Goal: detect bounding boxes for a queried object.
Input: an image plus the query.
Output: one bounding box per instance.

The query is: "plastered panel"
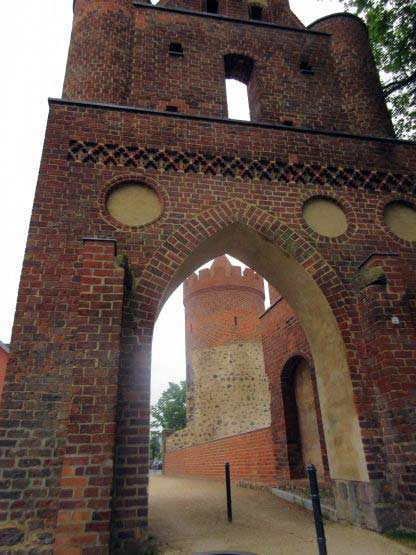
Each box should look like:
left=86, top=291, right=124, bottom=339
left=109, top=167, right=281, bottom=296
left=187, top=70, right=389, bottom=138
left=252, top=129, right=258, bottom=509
left=384, top=202, right=416, bottom=242
left=106, top=183, right=162, bottom=227
left=303, top=197, right=348, bottom=238
left=295, top=359, right=324, bottom=475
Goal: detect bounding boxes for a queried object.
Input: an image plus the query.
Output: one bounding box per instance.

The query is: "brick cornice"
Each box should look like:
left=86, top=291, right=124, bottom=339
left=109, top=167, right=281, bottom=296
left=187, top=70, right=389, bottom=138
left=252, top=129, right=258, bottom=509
left=50, top=97, right=416, bottom=146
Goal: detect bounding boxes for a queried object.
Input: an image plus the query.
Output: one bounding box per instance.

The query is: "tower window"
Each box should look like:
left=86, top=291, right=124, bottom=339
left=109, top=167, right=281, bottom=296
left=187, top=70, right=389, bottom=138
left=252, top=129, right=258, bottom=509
left=169, top=43, right=184, bottom=57
left=165, top=105, right=178, bottom=113
left=206, top=0, right=219, bottom=14
left=234, top=316, right=238, bottom=326
left=300, top=61, right=314, bottom=75
left=224, top=54, right=254, bottom=121
left=249, top=5, right=263, bottom=21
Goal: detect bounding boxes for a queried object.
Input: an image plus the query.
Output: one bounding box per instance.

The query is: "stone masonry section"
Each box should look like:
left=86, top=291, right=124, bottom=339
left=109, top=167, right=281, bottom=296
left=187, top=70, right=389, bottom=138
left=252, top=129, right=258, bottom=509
left=0, top=0, right=415, bottom=553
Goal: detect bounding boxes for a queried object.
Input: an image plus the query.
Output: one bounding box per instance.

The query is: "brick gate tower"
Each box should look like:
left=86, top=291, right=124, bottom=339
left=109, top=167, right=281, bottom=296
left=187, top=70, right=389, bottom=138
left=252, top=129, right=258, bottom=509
left=1, top=0, right=416, bottom=553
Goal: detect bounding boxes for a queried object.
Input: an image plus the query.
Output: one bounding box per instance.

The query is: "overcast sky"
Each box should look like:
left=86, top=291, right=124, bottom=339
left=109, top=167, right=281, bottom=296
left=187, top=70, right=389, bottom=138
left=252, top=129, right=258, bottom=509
left=0, top=0, right=344, bottom=403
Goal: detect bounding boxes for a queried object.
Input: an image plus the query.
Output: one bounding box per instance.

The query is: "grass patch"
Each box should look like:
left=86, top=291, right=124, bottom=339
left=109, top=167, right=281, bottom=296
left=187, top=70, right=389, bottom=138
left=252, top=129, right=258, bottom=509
left=385, top=529, right=416, bottom=550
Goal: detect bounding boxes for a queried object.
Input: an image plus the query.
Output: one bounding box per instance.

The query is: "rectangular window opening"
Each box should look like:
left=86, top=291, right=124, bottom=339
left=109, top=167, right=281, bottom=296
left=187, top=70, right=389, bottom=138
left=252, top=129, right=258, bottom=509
left=225, top=79, right=251, bottom=121
left=249, top=6, right=263, bottom=21
left=206, top=0, right=219, bottom=14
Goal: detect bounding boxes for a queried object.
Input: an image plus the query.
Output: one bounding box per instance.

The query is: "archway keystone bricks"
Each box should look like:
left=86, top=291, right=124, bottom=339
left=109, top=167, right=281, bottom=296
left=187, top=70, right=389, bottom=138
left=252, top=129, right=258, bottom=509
left=0, top=1, right=416, bottom=553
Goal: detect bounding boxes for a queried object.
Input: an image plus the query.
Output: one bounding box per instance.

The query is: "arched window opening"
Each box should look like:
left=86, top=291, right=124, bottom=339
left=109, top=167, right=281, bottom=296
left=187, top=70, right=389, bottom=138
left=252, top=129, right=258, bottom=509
left=205, top=0, right=219, bottom=14
left=249, top=5, right=263, bottom=20
left=281, top=357, right=305, bottom=479
left=224, top=54, right=254, bottom=121
left=169, top=42, right=184, bottom=57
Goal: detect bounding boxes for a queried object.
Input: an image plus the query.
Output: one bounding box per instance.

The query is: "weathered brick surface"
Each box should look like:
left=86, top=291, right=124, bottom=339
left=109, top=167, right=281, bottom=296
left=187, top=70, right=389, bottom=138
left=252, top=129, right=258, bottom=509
left=66, top=2, right=393, bottom=137
left=0, top=345, right=8, bottom=399
left=0, top=1, right=415, bottom=552
left=54, top=239, right=125, bottom=555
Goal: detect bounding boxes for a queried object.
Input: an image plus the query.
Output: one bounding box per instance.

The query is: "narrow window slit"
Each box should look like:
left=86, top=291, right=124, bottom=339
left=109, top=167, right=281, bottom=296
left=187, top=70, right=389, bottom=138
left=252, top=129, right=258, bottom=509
left=300, top=60, right=314, bottom=75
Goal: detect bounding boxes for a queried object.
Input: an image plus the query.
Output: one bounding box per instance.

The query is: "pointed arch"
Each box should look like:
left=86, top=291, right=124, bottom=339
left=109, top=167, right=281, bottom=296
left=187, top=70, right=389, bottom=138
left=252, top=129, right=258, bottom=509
left=139, top=199, right=369, bottom=483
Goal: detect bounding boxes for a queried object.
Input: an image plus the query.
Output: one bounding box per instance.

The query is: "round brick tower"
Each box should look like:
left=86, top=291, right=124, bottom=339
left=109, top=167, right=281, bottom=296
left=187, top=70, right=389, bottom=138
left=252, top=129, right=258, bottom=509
left=166, top=255, right=271, bottom=451
left=63, top=0, right=134, bottom=104
left=309, top=14, right=395, bottom=138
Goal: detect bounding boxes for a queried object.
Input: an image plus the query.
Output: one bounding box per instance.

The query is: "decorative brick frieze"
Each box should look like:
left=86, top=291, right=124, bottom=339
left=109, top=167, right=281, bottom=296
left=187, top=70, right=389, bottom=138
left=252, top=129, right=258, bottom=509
left=67, top=140, right=415, bottom=194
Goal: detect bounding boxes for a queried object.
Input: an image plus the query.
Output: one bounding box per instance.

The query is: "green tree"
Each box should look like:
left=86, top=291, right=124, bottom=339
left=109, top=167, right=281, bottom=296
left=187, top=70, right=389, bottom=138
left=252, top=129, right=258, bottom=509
left=150, top=431, right=161, bottom=460
left=343, top=0, right=416, bottom=139
left=151, top=381, right=187, bottom=431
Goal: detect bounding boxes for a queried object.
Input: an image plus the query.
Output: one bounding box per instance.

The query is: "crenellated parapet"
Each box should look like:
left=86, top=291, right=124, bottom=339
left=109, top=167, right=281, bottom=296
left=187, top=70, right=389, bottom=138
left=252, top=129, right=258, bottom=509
left=184, top=255, right=265, bottom=302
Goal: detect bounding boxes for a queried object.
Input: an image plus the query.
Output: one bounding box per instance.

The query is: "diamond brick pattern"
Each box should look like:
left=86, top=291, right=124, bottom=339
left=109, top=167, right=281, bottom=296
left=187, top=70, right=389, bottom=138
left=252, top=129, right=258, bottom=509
left=68, top=140, right=415, bottom=194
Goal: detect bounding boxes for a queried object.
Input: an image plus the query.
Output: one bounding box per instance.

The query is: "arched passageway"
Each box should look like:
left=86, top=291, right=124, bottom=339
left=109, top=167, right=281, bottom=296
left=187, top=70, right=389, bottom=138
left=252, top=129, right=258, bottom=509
left=110, top=204, right=375, bottom=548
left=141, top=218, right=367, bottom=483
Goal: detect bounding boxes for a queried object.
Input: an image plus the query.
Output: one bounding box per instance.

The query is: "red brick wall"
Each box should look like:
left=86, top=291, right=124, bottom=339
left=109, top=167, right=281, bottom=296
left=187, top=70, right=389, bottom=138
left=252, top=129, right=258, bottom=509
left=54, top=239, right=126, bottom=555
left=164, top=427, right=277, bottom=486
left=184, top=284, right=265, bottom=351
left=0, top=347, right=8, bottom=400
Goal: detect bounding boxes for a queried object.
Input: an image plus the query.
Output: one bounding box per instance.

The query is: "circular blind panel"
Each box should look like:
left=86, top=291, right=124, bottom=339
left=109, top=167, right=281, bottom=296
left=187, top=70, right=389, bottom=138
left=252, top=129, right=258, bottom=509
left=384, top=201, right=416, bottom=242
left=303, top=198, right=348, bottom=238
left=106, top=183, right=162, bottom=227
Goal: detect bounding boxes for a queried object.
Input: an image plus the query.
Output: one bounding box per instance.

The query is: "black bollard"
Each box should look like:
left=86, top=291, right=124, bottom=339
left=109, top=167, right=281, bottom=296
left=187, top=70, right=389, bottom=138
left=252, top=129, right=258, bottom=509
left=225, top=462, right=233, bottom=523
left=307, top=464, right=328, bottom=555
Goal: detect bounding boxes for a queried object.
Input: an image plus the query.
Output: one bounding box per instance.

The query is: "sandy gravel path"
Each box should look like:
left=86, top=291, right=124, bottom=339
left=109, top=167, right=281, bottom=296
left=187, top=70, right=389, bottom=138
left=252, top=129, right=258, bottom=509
left=149, top=475, right=413, bottom=555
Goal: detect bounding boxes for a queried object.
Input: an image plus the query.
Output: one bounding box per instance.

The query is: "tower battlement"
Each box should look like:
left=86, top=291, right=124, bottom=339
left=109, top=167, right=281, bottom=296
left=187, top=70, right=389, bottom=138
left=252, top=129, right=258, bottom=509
left=184, top=255, right=265, bottom=302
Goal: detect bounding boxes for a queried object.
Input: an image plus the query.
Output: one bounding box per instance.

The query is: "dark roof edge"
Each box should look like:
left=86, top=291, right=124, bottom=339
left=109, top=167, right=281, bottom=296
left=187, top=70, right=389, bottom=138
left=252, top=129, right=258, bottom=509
left=0, top=340, right=10, bottom=353
left=259, top=297, right=284, bottom=319
left=357, top=252, right=399, bottom=270
left=133, top=2, right=330, bottom=36
left=48, top=97, right=416, bottom=147
left=308, top=12, right=368, bottom=33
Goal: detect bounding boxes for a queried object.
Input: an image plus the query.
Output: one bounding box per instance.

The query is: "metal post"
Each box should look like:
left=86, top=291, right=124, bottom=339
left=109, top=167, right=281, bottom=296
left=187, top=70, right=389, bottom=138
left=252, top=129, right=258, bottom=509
left=307, top=464, right=328, bottom=555
left=225, top=462, right=233, bottom=523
